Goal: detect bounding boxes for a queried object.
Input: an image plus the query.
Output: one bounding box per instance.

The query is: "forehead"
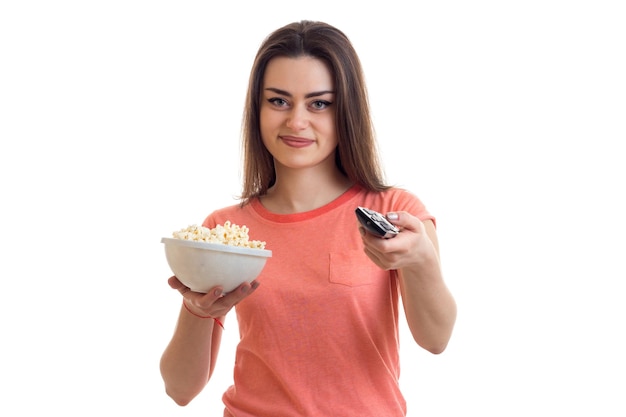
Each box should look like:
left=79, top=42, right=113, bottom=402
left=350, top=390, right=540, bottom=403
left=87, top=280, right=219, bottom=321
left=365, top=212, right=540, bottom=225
left=263, top=56, right=334, bottom=92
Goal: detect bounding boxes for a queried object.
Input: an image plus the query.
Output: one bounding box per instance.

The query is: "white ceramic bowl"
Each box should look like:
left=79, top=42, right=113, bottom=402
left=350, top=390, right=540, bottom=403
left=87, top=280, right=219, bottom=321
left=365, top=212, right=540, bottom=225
left=161, top=237, right=272, bottom=293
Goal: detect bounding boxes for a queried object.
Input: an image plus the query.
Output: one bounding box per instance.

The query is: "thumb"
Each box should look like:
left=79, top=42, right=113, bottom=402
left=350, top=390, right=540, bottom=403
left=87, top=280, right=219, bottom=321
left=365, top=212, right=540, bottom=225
left=385, top=211, right=419, bottom=232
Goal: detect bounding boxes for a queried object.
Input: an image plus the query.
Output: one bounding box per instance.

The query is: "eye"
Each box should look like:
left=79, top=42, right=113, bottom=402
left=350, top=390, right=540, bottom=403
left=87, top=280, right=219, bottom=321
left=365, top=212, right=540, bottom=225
left=310, top=100, right=332, bottom=110
left=268, top=97, right=289, bottom=107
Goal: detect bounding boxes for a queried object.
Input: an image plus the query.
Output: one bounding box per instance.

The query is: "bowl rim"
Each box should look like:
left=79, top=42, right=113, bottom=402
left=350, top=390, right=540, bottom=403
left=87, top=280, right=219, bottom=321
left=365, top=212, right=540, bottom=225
left=161, top=237, right=272, bottom=257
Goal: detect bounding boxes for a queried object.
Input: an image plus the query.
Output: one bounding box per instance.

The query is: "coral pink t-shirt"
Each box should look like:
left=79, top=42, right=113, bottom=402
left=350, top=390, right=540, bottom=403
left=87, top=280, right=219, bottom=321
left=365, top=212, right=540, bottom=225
left=203, top=185, right=434, bottom=417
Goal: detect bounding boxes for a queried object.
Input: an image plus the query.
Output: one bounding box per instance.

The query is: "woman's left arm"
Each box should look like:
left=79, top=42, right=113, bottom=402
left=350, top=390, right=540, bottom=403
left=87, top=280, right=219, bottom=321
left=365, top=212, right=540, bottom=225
left=359, top=212, right=457, bottom=354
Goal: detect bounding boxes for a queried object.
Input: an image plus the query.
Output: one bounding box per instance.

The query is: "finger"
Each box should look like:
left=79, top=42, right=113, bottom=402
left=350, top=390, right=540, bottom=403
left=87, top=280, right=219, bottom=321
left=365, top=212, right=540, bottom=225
left=192, top=280, right=259, bottom=314
left=191, top=285, right=225, bottom=303
left=167, top=276, right=195, bottom=297
left=219, top=280, right=260, bottom=305
left=167, top=275, right=186, bottom=291
left=181, top=285, right=225, bottom=318
left=385, top=211, right=419, bottom=232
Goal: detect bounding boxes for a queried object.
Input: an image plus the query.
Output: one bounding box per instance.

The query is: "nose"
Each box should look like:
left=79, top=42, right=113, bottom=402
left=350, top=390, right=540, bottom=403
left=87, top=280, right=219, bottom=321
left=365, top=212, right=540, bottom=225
left=286, top=105, right=309, bottom=131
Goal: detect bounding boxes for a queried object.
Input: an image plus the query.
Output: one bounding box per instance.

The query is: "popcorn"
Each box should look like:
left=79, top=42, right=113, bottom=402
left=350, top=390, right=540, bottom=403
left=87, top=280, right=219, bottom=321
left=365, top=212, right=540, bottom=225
left=172, top=221, right=266, bottom=249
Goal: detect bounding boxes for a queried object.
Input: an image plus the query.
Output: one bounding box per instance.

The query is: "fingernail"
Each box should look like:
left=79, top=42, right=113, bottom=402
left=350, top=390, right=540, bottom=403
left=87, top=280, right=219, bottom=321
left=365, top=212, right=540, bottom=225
left=387, top=212, right=398, bottom=221
left=214, top=289, right=222, bottom=297
left=241, top=285, right=249, bottom=294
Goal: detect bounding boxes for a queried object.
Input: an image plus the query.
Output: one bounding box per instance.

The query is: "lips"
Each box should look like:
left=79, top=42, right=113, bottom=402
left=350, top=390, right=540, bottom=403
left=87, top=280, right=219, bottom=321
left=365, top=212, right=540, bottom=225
left=280, top=136, right=315, bottom=148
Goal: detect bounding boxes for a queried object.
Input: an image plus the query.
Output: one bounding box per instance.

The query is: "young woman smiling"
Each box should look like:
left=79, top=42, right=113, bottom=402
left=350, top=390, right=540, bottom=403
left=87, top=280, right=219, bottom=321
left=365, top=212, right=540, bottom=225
left=160, top=20, right=457, bottom=417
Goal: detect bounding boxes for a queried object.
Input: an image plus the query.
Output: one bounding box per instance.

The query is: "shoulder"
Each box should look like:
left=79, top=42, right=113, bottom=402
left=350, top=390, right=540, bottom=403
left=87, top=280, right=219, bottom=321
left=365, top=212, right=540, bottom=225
left=359, top=186, right=423, bottom=208
left=201, top=201, right=255, bottom=228
left=357, top=186, right=434, bottom=223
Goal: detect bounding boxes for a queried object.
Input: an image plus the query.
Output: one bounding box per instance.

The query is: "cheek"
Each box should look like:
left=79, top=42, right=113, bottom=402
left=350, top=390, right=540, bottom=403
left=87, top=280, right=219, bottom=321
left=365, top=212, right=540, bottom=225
left=260, top=103, right=281, bottom=121
left=259, top=109, right=271, bottom=134
left=259, top=111, right=275, bottom=148
left=320, top=115, right=338, bottom=143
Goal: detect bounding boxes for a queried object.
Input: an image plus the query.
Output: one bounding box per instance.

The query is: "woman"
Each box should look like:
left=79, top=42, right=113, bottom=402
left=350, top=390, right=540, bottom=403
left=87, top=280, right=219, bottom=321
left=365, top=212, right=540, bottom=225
left=160, top=20, right=457, bottom=417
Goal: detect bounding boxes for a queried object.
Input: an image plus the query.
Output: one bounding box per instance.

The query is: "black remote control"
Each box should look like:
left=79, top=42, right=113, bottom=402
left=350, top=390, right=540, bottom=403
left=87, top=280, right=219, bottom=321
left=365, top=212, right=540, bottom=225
left=355, top=207, right=399, bottom=239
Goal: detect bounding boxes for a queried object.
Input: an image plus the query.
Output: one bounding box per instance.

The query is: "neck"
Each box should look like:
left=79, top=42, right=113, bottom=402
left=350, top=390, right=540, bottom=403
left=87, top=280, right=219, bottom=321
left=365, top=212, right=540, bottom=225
left=261, top=163, right=353, bottom=214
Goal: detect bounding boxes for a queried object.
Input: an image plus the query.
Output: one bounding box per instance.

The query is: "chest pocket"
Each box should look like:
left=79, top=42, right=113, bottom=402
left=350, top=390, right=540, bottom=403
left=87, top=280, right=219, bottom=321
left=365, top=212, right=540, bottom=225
left=329, top=250, right=388, bottom=287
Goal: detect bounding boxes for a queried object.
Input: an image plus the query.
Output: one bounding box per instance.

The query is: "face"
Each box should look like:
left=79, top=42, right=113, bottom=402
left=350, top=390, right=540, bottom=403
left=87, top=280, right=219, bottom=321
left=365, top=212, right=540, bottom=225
left=260, top=56, right=337, bottom=173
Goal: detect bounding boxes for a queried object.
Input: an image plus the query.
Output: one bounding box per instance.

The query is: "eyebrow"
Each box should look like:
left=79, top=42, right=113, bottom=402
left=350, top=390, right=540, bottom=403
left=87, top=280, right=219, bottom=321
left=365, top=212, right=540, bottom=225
left=264, top=87, right=335, bottom=99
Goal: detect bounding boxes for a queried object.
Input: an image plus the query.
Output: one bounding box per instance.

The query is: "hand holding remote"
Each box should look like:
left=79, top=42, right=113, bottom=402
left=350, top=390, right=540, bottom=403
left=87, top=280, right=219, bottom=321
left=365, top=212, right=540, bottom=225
left=355, top=207, right=399, bottom=239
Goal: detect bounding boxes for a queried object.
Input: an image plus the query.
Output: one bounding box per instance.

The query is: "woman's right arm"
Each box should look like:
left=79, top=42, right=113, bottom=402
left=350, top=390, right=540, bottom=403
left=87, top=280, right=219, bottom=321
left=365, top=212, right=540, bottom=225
left=160, top=303, right=224, bottom=406
left=159, top=276, right=260, bottom=406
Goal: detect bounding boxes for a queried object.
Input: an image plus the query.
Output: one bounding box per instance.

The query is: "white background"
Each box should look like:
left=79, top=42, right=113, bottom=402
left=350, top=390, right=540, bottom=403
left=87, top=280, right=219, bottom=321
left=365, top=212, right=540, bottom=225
left=1, top=1, right=625, bottom=416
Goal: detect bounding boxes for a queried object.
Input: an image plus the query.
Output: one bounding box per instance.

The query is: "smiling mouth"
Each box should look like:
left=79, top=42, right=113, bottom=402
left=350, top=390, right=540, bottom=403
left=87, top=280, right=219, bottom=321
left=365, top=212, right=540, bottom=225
left=280, top=136, right=315, bottom=148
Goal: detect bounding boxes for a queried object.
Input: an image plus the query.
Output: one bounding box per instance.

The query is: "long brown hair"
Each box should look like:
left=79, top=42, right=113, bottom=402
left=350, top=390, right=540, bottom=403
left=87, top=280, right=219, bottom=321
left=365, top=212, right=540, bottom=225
left=239, top=20, right=390, bottom=203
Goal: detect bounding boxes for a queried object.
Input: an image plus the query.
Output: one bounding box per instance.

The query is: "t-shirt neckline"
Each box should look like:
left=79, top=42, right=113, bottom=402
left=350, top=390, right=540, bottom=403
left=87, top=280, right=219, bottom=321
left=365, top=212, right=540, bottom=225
left=250, top=184, right=362, bottom=223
